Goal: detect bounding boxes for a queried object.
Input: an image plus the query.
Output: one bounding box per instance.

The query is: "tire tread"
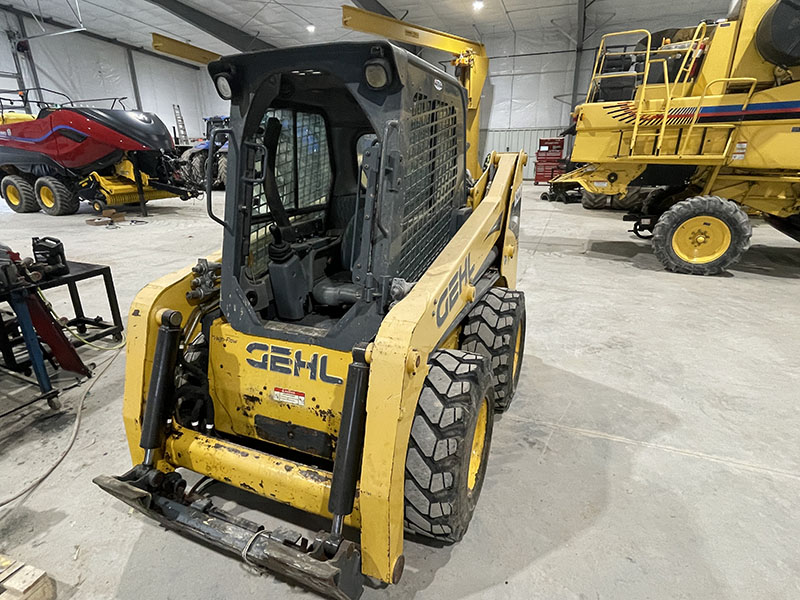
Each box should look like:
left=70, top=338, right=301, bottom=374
left=460, top=288, right=526, bottom=412
left=652, top=195, right=751, bottom=275
left=35, top=176, right=79, bottom=216
left=2, top=175, right=38, bottom=213
left=404, top=350, right=493, bottom=543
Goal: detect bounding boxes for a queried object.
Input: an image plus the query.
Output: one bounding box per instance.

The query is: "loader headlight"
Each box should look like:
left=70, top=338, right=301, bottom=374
left=215, top=74, right=234, bottom=100
left=364, top=59, right=391, bottom=90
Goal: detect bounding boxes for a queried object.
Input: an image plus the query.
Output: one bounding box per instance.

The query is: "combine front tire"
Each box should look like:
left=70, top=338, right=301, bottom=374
left=35, top=177, right=79, bottom=216
left=652, top=196, right=751, bottom=275
left=404, top=350, right=494, bottom=543
left=611, top=187, right=644, bottom=211
left=581, top=190, right=608, bottom=209
left=2, top=176, right=38, bottom=213
left=461, top=287, right=526, bottom=412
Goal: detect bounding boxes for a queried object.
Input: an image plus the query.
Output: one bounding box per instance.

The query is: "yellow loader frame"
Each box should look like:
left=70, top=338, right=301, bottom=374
left=119, top=150, right=526, bottom=583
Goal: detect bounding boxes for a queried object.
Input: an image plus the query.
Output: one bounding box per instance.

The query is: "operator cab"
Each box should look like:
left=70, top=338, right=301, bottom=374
left=592, top=25, right=714, bottom=102
left=237, top=75, right=371, bottom=328
left=209, top=42, right=468, bottom=351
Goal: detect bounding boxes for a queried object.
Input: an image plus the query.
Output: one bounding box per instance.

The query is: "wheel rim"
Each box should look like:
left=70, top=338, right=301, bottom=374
left=671, top=216, right=731, bottom=264
left=467, top=398, right=489, bottom=492
left=6, top=184, right=20, bottom=206
left=40, top=186, right=55, bottom=208
left=512, top=327, right=522, bottom=377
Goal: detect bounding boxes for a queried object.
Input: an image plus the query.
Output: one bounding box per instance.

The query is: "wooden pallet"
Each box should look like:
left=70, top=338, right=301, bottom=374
left=0, top=556, right=55, bottom=600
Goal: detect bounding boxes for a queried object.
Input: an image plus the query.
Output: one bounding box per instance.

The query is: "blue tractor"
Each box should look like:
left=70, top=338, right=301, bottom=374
left=180, top=115, right=229, bottom=189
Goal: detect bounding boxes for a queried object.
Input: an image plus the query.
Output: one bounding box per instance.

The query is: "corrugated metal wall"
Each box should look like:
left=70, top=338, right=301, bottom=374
left=480, top=128, right=565, bottom=179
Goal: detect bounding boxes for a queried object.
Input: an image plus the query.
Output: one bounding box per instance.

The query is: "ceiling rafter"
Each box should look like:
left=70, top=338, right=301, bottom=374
left=142, top=0, right=275, bottom=52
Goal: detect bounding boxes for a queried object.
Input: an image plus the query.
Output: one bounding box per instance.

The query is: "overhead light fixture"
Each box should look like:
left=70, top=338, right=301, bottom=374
left=473, top=0, right=484, bottom=11
left=306, top=24, right=316, bottom=33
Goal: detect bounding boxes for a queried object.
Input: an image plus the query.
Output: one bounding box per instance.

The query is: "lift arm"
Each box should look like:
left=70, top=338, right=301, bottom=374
left=342, top=5, right=489, bottom=176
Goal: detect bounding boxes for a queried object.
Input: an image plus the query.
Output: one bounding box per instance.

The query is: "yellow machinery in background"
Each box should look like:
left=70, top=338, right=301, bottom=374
left=342, top=5, right=489, bottom=178
left=95, top=41, right=527, bottom=598
left=80, top=159, right=175, bottom=211
left=0, top=112, right=35, bottom=125
left=552, top=0, right=800, bottom=274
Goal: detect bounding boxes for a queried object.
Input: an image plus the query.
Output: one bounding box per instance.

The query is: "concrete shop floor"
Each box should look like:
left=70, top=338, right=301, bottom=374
left=1, top=184, right=799, bottom=600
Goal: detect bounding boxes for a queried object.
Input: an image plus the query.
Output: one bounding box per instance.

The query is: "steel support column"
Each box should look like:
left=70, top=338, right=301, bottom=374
left=569, top=0, right=588, bottom=110
left=126, top=48, right=142, bottom=110
left=15, top=14, right=43, bottom=103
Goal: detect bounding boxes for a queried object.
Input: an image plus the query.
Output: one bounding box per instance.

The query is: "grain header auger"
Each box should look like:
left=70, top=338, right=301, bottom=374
left=552, top=0, right=800, bottom=275
left=94, top=41, right=528, bottom=599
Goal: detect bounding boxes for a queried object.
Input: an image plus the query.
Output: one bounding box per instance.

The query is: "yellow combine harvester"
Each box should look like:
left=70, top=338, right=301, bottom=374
left=553, top=0, right=800, bottom=274
left=95, top=41, right=527, bottom=598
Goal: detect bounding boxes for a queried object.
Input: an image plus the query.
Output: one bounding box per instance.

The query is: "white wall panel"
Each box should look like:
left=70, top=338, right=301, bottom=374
left=0, top=13, right=19, bottom=76
left=0, top=9, right=219, bottom=141
left=480, top=34, right=575, bottom=131
left=481, top=127, right=564, bottom=180
left=198, top=72, right=231, bottom=121
left=133, top=53, right=205, bottom=139
left=25, top=17, right=135, bottom=109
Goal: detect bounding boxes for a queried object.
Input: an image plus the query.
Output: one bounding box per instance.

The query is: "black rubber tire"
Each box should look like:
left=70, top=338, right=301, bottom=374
left=2, top=175, right=38, bottom=213
left=404, top=350, right=494, bottom=543
left=91, top=199, right=108, bottom=214
left=611, top=187, right=645, bottom=211
left=34, top=176, right=79, bottom=216
left=178, top=148, right=194, bottom=183
left=652, top=195, right=752, bottom=275
left=190, top=152, right=207, bottom=185
left=460, top=287, right=526, bottom=413
left=581, top=190, right=608, bottom=209
left=215, top=153, right=227, bottom=189
left=540, top=192, right=550, bottom=202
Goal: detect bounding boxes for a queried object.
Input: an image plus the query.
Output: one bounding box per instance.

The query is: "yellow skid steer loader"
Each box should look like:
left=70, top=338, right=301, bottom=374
left=95, top=41, right=527, bottom=598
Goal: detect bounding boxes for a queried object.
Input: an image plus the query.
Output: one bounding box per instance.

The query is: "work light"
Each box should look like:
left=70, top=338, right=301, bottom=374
left=364, top=59, right=391, bottom=90
left=215, top=74, right=233, bottom=100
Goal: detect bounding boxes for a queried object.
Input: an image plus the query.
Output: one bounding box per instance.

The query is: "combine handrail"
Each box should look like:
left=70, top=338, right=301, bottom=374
left=0, top=87, right=129, bottom=111
left=673, top=23, right=708, bottom=89
left=626, top=22, right=708, bottom=155
left=679, top=77, right=758, bottom=156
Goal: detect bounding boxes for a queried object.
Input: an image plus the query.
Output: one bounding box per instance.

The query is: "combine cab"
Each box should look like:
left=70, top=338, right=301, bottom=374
left=0, top=90, right=198, bottom=216
left=554, top=0, right=800, bottom=274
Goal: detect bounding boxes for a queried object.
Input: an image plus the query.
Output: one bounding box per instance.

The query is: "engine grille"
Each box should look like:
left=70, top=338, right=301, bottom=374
left=398, top=93, right=460, bottom=281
